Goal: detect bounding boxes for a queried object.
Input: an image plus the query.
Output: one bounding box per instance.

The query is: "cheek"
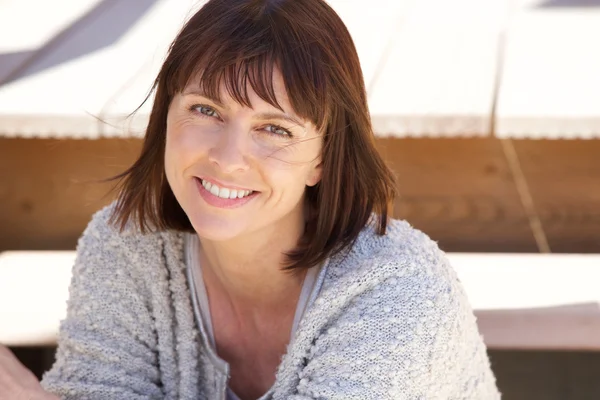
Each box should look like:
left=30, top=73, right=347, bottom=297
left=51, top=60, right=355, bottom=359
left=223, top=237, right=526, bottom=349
left=258, top=134, right=321, bottom=164
left=166, top=122, right=219, bottom=166
left=259, top=154, right=314, bottom=200
left=258, top=138, right=322, bottom=186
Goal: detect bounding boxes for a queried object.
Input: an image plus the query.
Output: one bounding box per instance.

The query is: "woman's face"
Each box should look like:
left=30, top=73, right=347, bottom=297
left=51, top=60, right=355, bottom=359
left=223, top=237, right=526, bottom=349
left=165, top=69, right=323, bottom=242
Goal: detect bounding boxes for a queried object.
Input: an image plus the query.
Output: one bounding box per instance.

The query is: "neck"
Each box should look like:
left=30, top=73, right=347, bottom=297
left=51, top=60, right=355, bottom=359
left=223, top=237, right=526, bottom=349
left=197, top=208, right=307, bottom=310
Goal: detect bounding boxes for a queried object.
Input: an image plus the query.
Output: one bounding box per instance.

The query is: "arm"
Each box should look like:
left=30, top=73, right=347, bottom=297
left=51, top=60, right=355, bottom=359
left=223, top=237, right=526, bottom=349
left=291, top=259, right=500, bottom=399
left=40, top=209, right=164, bottom=400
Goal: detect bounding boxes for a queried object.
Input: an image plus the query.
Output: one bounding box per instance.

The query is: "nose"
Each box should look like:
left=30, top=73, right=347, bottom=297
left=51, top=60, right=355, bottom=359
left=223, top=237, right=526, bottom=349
left=207, top=127, right=250, bottom=174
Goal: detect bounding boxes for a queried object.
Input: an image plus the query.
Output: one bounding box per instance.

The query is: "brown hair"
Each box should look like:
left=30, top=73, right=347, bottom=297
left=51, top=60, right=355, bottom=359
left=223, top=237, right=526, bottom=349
left=109, top=0, right=397, bottom=270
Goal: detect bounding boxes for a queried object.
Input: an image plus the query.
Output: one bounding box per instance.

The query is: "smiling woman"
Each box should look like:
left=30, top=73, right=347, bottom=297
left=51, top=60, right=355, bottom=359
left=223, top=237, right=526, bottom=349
left=0, top=0, right=499, bottom=399
left=106, top=0, right=396, bottom=272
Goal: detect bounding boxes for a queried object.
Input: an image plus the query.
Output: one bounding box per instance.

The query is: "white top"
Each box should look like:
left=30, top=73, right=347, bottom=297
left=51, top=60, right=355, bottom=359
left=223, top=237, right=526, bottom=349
left=184, top=233, right=323, bottom=400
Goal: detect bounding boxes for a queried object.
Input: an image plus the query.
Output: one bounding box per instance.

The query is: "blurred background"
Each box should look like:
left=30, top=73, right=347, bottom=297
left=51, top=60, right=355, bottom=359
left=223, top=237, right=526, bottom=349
left=1, top=0, right=599, bottom=398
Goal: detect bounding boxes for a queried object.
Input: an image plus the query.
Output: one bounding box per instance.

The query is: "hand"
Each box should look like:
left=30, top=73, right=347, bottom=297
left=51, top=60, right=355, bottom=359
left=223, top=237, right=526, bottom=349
left=0, top=344, right=59, bottom=400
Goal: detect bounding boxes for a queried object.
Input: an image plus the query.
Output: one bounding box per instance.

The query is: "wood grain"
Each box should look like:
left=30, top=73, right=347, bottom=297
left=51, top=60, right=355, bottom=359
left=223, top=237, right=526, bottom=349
left=0, top=138, right=141, bottom=251
left=513, top=139, right=600, bottom=252
left=1, top=137, right=597, bottom=253
left=375, top=137, right=538, bottom=252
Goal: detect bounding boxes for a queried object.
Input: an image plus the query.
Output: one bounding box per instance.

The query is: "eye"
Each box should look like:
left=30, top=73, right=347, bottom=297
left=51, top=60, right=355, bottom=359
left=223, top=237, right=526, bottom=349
left=191, top=104, right=219, bottom=118
left=264, top=124, right=292, bottom=137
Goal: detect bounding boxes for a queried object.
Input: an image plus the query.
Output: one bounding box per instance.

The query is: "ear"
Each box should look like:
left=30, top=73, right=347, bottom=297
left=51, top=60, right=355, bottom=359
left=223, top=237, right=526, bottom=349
left=306, top=161, right=322, bottom=187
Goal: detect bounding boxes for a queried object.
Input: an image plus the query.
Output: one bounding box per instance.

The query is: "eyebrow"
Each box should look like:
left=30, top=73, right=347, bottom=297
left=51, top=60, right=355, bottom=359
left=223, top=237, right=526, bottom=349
left=182, top=89, right=306, bottom=128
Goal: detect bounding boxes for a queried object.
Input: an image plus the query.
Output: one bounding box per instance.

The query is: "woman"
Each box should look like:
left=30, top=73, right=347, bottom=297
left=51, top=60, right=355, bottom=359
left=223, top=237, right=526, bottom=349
left=0, top=0, right=500, bottom=399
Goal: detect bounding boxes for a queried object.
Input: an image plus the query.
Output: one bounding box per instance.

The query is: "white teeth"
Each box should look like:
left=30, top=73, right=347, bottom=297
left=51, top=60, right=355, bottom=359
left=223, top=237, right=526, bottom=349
left=218, top=187, right=230, bottom=199
left=201, top=179, right=253, bottom=199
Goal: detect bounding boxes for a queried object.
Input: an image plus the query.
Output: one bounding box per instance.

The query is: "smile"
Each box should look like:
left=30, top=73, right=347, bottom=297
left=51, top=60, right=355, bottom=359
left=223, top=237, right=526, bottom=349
left=195, top=177, right=258, bottom=209
left=200, top=179, right=254, bottom=199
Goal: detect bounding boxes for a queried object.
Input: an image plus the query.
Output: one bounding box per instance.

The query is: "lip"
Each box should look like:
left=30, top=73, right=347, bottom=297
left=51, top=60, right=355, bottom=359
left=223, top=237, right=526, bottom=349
left=194, top=177, right=258, bottom=209
left=197, top=176, right=255, bottom=192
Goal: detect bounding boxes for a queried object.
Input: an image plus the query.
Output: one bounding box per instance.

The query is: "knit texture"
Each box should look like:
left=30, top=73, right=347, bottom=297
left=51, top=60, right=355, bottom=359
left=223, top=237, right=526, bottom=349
left=41, top=203, right=500, bottom=399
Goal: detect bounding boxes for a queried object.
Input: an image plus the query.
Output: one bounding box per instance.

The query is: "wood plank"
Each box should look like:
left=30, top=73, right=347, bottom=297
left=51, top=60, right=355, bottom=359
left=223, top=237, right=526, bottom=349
left=375, top=137, right=538, bottom=252
left=0, top=136, right=543, bottom=254
left=450, top=253, right=600, bottom=350
left=496, top=6, right=600, bottom=138
left=0, top=251, right=75, bottom=346
left=3, top=251, right=600, bottom=348
left=368, top=0, right=507, bottom=137
left=0, top=0, right=195, bottom=138
left=0, top=0, right=102, bottom=84
left=512, top=139, right=600, bottom=252
left=0, top=138, right=141, bottom=252
left=6, top=137, right=595, bottom=255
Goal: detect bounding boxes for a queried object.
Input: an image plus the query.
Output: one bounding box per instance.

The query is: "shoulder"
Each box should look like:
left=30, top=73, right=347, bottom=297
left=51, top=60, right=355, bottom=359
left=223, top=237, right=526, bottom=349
left=356, top=217, right=447, bottom=271
left=80, top=201, right=178, bottom=254
left=315, top=217, right=473, bottom=346
left=76, top=201, right=184, bottom=285
left=323, top=217, right=460, bottom=301
left=289, top=219, right=498, bottom=398
left=82, top=201, right=148, bottom=243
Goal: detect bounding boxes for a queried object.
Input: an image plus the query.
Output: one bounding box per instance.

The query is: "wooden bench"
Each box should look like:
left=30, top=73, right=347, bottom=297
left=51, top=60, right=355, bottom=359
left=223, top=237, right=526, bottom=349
left=1, top=251, right=600, bottom=350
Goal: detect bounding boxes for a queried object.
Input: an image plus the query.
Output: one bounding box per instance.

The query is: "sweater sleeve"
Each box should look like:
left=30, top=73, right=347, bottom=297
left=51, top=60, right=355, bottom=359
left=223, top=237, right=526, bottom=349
left=291, top=256, right=501, bottom=399
left=40, top=208, right=164, bottom=400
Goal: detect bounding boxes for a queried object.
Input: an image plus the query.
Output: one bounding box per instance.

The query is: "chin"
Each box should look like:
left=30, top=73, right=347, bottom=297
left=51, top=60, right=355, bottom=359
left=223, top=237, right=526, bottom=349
left=187, top=209, right=247, bottom=242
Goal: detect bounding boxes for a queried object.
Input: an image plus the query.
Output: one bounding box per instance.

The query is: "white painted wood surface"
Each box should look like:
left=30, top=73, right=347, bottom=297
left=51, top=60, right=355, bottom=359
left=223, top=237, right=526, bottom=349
left=100, top=0, right=204, bottom=137
left=368, top=0, right=507, bottom=137
left=0, top=0, right=102, bottom=85
left=0, top=0, right=195, bottom=138
left=2, top=0, right=600, bottom=139
left=451, top=253, right=600, bottom=350
left=0, top=251, right=75, bottom=346
left=495, top=6, right=600, bottom=139
left=2, top=250, right=600, bottom=349
left=327, top=0, right=414, bottom=92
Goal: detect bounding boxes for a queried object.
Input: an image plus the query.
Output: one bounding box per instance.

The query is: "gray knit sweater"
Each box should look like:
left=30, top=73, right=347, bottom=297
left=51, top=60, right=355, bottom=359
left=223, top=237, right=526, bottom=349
left=41, top=204, right=500, bottom=399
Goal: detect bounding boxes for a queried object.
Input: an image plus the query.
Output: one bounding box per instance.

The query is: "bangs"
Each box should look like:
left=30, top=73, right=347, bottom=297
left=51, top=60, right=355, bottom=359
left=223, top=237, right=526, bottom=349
left=163, top=2, right=331, bottom=132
